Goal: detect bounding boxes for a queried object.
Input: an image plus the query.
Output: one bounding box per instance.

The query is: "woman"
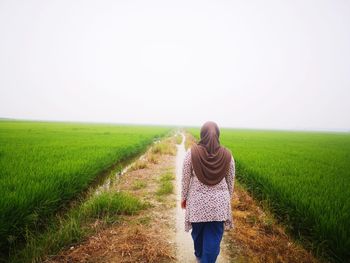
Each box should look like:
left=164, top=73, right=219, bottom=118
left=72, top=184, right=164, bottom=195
left=181, top=121, right=235, bottom=263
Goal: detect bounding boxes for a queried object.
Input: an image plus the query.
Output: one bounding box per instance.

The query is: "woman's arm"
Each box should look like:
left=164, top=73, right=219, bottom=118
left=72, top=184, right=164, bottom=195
left=181, top=150, right=192, bottom=207
left=225, top=157, right=235, bottom=197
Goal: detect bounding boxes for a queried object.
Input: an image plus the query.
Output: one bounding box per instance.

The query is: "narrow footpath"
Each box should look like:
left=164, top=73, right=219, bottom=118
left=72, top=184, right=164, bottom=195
left=174, top=133, right=194, bottom=262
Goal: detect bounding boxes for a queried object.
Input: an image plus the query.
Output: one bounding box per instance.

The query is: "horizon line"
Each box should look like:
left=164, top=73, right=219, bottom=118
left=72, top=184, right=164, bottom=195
left=0, top=116, right=349, bottom=133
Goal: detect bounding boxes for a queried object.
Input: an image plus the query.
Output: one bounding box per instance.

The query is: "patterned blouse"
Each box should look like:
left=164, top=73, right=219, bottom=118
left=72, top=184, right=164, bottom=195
left=181, top=149, right=235, bottom=232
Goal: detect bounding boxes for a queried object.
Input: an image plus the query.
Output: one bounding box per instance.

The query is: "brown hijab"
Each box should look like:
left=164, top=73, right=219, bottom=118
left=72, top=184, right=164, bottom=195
left=191, top=121, right=232, bottom=185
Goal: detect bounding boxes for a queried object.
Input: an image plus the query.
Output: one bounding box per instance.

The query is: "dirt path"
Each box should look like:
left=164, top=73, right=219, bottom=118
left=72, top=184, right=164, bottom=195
left=174, top=133, right=194, bottom=262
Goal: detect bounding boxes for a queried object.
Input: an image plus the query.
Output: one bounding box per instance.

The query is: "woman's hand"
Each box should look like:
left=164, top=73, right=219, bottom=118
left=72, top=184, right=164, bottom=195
left=181, top=199, right=186, bottom=209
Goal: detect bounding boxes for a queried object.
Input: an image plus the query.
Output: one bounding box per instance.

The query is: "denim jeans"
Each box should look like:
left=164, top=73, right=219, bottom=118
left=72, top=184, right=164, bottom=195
left=191, top=221, right=224, bottom=263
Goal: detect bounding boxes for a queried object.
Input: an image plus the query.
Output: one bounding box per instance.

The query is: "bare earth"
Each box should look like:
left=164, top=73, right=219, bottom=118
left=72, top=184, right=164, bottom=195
left=46, top=133, right=321, bottom=263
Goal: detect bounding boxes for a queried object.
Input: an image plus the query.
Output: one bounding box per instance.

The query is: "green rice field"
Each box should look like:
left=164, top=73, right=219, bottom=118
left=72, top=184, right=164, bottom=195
left=0, top=120, right=170, bottom=257
left=1, top=120, right=349, bottom=262
left=189, top=128, right=350, bottom=262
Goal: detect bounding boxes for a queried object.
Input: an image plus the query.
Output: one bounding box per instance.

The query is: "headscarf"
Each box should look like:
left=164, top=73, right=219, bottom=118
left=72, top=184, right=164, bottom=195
left=191, top=121, right=232, bottom=185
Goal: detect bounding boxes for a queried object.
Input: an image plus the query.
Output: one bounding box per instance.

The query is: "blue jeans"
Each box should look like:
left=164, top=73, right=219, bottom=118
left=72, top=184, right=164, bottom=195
left=191, top=221, right=224, bottom=263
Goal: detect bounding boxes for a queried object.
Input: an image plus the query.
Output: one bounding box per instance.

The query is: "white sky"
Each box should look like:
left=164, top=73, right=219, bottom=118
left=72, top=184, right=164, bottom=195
left=0, top=0, right=349, bottom=131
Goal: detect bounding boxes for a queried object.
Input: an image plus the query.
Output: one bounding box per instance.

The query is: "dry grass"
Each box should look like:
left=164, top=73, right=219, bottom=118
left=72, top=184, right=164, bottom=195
left=184, top=132, right=196, bottom=150
left=132, top=179, right=147, bottom=190
left=129, top=159, right=148, bottom=171
left=47, top=222, right=175, bottom=263
left=151, top=139, right=176, bottom=156
left=114, top=225, right=175, bottom=263
left=147, top=153, right=159, bottom=164
left=174, top=134, right=183, bottom=144
left=227, top=183, right=319, bottom=263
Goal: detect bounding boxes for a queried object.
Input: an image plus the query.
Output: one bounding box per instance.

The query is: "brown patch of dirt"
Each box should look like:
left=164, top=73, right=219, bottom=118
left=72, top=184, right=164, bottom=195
left=227, top=185, right=320, bottom=263
left=46, top=139, right=177, bottom=263
left=49, top=219, right=175, bottom=263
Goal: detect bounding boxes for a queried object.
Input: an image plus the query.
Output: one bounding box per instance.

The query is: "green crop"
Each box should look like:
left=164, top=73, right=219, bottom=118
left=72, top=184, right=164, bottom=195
left=0, top=120, right=170, bottom=258
left=188, top=128, right=350, bottom=262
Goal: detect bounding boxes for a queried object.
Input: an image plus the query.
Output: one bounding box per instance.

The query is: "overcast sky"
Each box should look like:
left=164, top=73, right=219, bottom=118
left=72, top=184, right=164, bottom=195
left=0, top=0, right=349, bottom=131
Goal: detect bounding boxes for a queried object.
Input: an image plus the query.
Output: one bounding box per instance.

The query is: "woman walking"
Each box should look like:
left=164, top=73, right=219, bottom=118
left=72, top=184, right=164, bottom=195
left=181, top=121, right=235, bottom=263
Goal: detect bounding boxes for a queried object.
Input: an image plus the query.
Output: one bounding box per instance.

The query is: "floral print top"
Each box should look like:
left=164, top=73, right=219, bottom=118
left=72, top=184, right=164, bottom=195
left=181, top=149, right=235, bottom=232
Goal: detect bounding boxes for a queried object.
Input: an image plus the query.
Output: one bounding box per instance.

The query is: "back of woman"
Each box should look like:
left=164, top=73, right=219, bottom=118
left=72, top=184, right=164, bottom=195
left=181, top=121, right=235, bottom=263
